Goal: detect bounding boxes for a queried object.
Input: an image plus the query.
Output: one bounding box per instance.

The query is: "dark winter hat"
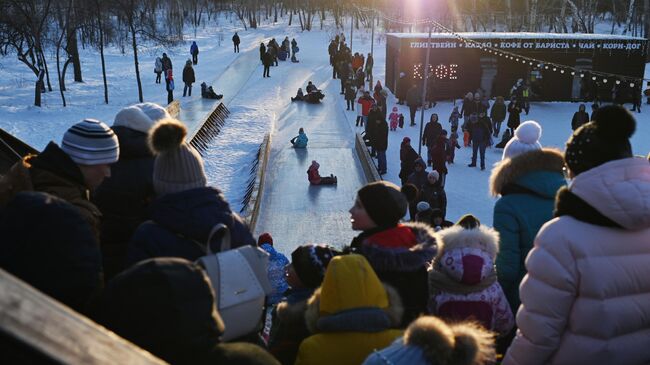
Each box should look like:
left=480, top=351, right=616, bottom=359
left=149, top=119, right=207, bottom=195
left=61, top=119, right=120, bottom=165
left=291, top=244, right=340, bottom=288
left=456, top=214, right=480, bottom=229
left=258, top=232, right=273, bottom=246
left=98, top=258, right=224, bottom=363
left=402, top=137, right=411, bottom=143
left=358, top=181, right=408, bottom=228
left=565, top=105, right=635, bottom=176
left=0, top=192, right=101, bottom=313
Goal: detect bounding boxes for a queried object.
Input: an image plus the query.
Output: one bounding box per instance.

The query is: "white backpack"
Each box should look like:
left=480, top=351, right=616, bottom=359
left=197, top=224, right=272, bottom=341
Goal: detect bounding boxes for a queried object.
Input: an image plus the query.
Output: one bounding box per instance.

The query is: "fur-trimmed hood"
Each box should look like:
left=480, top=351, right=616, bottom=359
left=434, top=225, right=499, bottom=262
left=490, top=148, right=565, bottom=198
left=304, top=284, right=404, bottom=335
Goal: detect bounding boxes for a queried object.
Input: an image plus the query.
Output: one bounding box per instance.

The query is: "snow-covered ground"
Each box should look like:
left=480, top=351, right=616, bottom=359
left=0, top=14, right=648, bottom=247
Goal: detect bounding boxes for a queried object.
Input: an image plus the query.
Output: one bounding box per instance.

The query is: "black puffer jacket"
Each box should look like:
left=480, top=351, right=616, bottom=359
left=94, top=126, right=155, bottom=280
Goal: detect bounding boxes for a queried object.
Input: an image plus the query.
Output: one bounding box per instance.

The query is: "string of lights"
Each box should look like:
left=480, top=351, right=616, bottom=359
left=353, top=5, right=649, bottom=85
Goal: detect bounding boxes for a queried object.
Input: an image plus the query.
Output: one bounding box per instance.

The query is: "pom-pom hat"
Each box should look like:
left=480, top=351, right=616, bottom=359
left=502, top=120, right=542, bottom=160
left=565, top=105, right=635, bottom=175
left=148, top=119, right=207, bottom=196
left=61, top=119, right=119, bottom=165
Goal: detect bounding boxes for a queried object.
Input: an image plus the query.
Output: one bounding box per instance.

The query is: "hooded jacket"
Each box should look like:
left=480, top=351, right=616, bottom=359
left=293, top=132, right=308, bottom=148
left=406, top=158, right=428, bottom=192
left=489, top=149, right=565, bottom=312
left=295, top=255, right=403, bottom=365
left=428, top=225, right=514, bottom=335
left=0, top=142, right=101, bottom=237
left=399, top=143, right=419, bottom=182
left=349, top=222, right=437, bottom=326
left=126, top=187, right=254, bottom=266
left=307, top=161, right=322, bottom=184
left=503, top=157, right=650, bottom=365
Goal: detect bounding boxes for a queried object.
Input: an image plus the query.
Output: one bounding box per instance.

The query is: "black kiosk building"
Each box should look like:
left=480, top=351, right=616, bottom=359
left=386, top=32, right=647, bottom=102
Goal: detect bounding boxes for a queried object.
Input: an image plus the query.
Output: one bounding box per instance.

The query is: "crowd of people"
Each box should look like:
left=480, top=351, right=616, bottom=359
left=261, top=37, right=300, bottom=78
left=1, top=26, right=650, bottom=365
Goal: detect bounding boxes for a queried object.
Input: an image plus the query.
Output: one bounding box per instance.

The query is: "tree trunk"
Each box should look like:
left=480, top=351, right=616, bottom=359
left=35, top=70, right=45, bottom=107
left=67, top=27, right=82, bottom=82
left=56, top=33, right=67, bottom=107
left=96, top=0, right=108, bottom=104
left=130, top=23, right=143, bottom=103
left=625, top=0, right=637, bottom=34
left=39, top=48, right=53, bottom=92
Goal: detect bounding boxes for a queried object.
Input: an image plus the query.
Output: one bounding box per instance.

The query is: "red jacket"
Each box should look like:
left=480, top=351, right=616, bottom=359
left=307, top=164, right=321, bottom=184
left=358, top=96, right=374, bottom=116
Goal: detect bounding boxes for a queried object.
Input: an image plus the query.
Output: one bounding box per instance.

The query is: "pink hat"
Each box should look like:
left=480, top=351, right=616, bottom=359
left=392, top=107, right=398, bottom=112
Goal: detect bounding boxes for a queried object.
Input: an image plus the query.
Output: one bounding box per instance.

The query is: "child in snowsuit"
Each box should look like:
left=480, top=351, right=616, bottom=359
left=389, top=106, right=399, bottom=131
left=307, top=160, right=337, bottom=185
left=291, top=88, right=304, bottom=102
left=448, top=106, right=460, bottom=134
left=257, top=232, right=289, bottom=306
left=428, top=215, right=514, bottom=336
left=447, top=132, right=461, bottom=163
left=290, top=128, right=308, bottom=148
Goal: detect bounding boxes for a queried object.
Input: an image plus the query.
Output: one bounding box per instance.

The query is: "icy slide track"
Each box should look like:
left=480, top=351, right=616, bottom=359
left=187, top=38, right=368, bottom=253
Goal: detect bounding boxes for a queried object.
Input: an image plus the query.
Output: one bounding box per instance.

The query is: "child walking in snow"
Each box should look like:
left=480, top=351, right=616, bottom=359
left=428, top=215, right=514, bottom=336
left=389, top=106, right=399, bottom=131
left=448, top=106, right=460, bottom=134
left=307, top=160, right=337, bottom=185
left=447, top=132, right=461, bottom=163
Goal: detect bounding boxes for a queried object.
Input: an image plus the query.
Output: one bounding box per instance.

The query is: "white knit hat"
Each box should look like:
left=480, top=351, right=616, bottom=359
left=113, top=103, right=170, bottom=133
left=416, top=201, right=431, bottom=213
left=61, top=119, right=119, bottom=165
left=502, top=121, right=542, bottom=160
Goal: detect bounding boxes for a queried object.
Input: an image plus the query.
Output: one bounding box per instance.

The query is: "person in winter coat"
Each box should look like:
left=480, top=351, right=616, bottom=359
left=431, top=208, right=453, bottom=231
left=357, top=91, right=374, bottom=127
left=97, top=258, right=280, bottom=365
left=190, top=41, right=199, bottom=65
left=406, top=84, right=421, bottom=126
left=373, top=117, right=389, bottom=175
left=295, top=254, right=404, bottom=365
left=166, top=69, right=174, bottom=104
left=347, top=181, right=437, bottom=326
left=0, top=191, right=102, bottom=314
left=328, top=40, right=338, bottom=77
left=94, top=103, right=170, bottom=280
left=644, top=81, right=650, bottom=104
left=422, top=113, right=443, bottom=167
left=290, top=38, right=298, bottom=62
left=399, top=137, right=419, bottom=186
left=396, top=72, right=407, bottom=105
left=0, top=119, right=119, bottom=240
left=571, top=103, right=589, bottom=131
left=126, top=120, right=255, bottom=266
left=448, top=106, right=460, bottom=134
left=307, top=160, right=337, bottom=185
left=344, top=81, right=356, bottom=110
left=448, top=131, right=461, bottom=164
left=419, top=171, right=447, bottom=219
left=257, top=233, right=289, bottom=306
left=154, top=57, right=163, bottom=83
left=428, top=215, right=514, bottom=336
left=232, top=32, right=240, bottom=53
left=459, top=92, right=475, bottom=119
left=430, top=130, right=449, bottom=185
left=259, top=43, right=266, bottom=64
left=407, top=157, right=428, bottom=194
left=366, top=103, right=383, bottom=156
left=290, top=128, right=308, bottom=148
left=490, top=123, right=564, bottom=315
left=490, top=96, right=507, bottom=137
left=161, top=53, right=172, bottom=74
left=269, top=244, right=340, bottom=364
left=262, top=50, right=272, bottom=78
left=363, top=316, right=496, bottom=365
left=291, top=88, right=304, bottom=102
left=182, top=60, right=195, bottom=97
left=506, top=97, right=522, bottom=135
left=467, top=110, right=492, bottom=170
left=388, top=107, right=399, bottom=131
left=503, top=105, right=650, bottom=365
left=365, top=53, right=374, bottom=81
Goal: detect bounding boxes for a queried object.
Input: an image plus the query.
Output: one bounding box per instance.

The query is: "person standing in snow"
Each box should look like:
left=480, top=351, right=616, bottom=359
left=189, top=41, right=199, bottom=65
left=165, top=69, right=174, bottom=104
left=399, top=137, right=419, bottom=186
left=161, top=53, right=172, bottom=75
left=364, top=53, right=373, bottom=82
left=406, top=84, right=421, bottom=126
left=373, top=117, right=389, bottom=175
left=467, top=110, right=492, bottom=170
left=503, top=105, right=650, bottom=365
left=290, top=38, right=298, bottom=62
left=182, top=60, right=195, bottom=97
left=262, top=50, right=272, bottom=78
left=490, top=96, right=507, bottom=137
left=422, top=113, right=443, bottom=167
left=506, top=96, right=522, bottom=136
left=571, top=104, right=590, bottom=131
left=259, top=42, right=266, bottom=64
left=232, top=32, right=240, bottom=53
left=344, top=81, right=356, bottom=111
left=154, top=57, right=163, bottom=84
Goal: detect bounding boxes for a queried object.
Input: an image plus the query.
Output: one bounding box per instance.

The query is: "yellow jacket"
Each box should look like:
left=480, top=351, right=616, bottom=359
left=295, top=254, right=403, bottom=365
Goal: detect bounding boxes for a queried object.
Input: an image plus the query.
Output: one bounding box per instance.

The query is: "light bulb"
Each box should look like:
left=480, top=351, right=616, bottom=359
left=603, top=79, right=608, bottom=83
left=580, top=74, right=584, bottom=78
left=630, top=83, right=635, bottom=87
left=571, top=71, right=575, bottom=75
left=552, top=67, right=557, bottom=71
left=561, top=70, right=565, bottom=74
left=592, top=76, right=596, bottom=80
left=615, top=80, right=621, bottom=84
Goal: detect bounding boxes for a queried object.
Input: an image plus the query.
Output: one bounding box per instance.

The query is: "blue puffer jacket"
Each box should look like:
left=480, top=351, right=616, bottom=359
left=293, top=132, right=308, bottom=148
left=126, top=187, right=255, bottom=267
left=489, top=149, right=565, bottom=313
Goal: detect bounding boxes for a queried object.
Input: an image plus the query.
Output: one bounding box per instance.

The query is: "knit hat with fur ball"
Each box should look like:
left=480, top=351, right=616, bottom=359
left=502, top=120, right=542, bottom=160
left=291, top=244, right=340, bottom=288
left=358, top=181, right=408, bottom=228
left=149, top=119, right=207, bottom=196
left=565, top=105, right=635, bottom=176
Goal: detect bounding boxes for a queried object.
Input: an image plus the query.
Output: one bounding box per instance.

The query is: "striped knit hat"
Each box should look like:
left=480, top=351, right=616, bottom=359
left=148, top=119, right=206, bottom=196
left=61, top=119, right=120, bottom=165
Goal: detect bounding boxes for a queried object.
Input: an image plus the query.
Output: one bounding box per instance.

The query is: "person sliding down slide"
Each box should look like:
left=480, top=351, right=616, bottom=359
left=307, top=160, right=337, bottom=185
left=291, top=88, right=304, bottom=102
left=200, top=82, right=223, bottom=99
left=290, top=128, right=308, bottom=148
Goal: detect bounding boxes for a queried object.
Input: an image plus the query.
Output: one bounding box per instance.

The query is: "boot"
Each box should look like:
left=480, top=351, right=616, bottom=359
left=468, top=163, right=476, bottom=167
